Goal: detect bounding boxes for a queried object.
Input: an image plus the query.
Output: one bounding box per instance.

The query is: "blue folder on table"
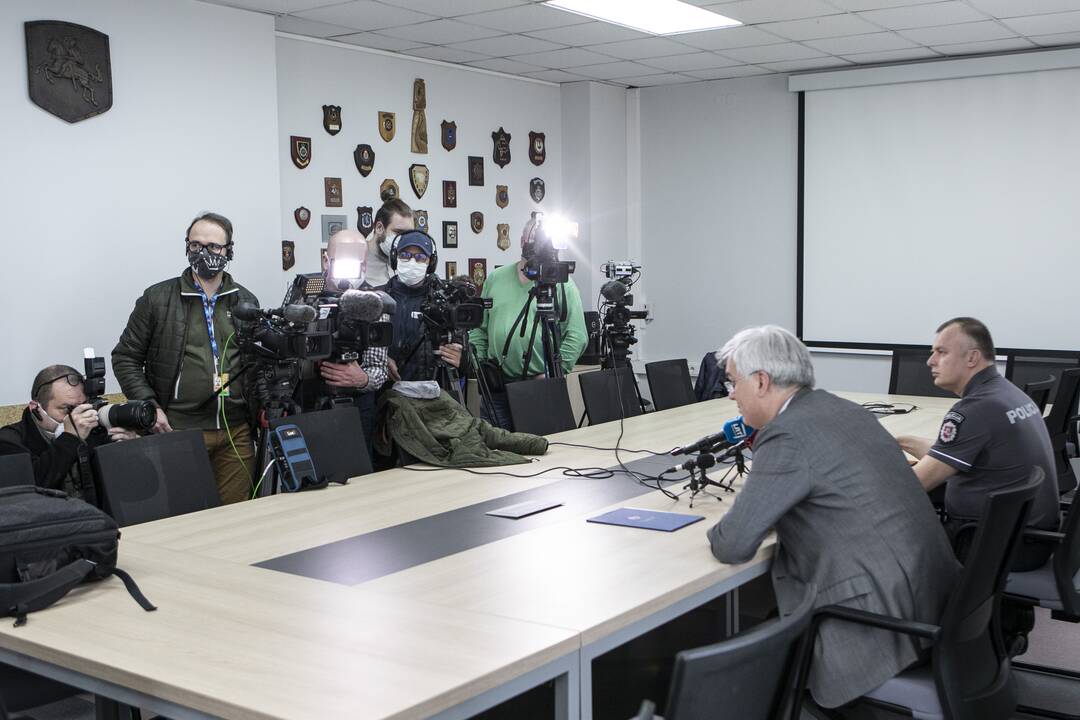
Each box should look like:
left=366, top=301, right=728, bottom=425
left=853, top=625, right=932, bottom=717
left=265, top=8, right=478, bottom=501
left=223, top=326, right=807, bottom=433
left=587, top=507, right=705, bottom=532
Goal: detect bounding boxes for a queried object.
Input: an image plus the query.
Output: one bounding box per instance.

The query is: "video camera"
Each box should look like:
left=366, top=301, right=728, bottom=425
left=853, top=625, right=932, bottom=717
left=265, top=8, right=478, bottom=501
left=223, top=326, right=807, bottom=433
left=597, top=261, right=648, bottom=369
left=522, top=211, right=576, bottom=285
left=81, top=348, right=156, bottom=432
left=418, top=275, right=492, bottom=336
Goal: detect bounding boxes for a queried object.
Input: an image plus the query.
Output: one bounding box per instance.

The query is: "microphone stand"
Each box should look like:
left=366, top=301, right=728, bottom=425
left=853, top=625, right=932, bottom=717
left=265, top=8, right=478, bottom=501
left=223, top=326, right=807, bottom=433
left=682, top=453, right=728, bottom=508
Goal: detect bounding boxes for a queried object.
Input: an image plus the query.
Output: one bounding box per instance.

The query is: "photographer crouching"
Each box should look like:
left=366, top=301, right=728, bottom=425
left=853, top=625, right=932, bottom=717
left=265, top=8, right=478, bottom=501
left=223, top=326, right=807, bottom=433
left=0, top=365, right=139, bottom=505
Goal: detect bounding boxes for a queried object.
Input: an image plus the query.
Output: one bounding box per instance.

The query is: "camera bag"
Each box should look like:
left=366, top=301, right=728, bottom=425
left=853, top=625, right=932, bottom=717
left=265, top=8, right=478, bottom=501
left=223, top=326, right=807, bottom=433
left=0, top=485, right=155, bottom=626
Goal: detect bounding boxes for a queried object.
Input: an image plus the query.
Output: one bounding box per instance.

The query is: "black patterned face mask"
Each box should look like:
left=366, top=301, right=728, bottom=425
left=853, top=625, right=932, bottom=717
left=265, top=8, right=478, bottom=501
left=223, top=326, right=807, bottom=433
left=187, top=247, right=228, bottom=280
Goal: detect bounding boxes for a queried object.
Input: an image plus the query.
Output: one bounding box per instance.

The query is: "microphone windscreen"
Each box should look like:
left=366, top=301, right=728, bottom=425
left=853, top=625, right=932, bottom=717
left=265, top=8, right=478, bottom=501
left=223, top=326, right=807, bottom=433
left=375, top=290, right=397, bottom=316
left=339, top=289, right=384, bottom=323
left=282, top=304, right=317, bottom=324
left=722, top=416, right=755, bottom=444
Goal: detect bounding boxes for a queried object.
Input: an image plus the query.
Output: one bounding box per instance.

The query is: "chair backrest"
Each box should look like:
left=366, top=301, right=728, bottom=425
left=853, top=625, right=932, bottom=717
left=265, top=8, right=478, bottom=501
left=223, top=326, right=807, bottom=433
left=1022, top=377, right=1055, bottom=414
left=645, top=359, right=696, bottom=412
left=693, top=351, right=728, bottom=402
left=934, top=468, right=1044, bottom=720
left=1053, top=491, right=1080, bottom=619
left=888, top=348, right=954, bottom=398
left=665, top=585, right=816, bottom=720
left=0, top=453, right=34, bottom=488
left=1043, top=368, right=1080, bottom=495
left=269, top=406, right=373, bottom=483
left=579, top=366, right=642, bottom=425
left=92, top=430, right=221, bottom=527
left=505, top=377, right=576, bottom=436
left=1005, top=355, right=1080, bottom=401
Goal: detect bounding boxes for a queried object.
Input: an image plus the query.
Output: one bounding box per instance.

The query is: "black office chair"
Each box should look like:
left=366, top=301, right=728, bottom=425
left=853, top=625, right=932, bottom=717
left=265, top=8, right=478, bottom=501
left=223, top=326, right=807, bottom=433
left=1024, top=377, right=1056, bottom=415
left=888, top=348, right=954, bottom=398
left=0, top=453, right=34, bottom=488
left=792, top=469, right=1045, bottom=720
left=92, top=430, right=221, bottom=527
left=1043, top=368, right=1080, bottom=497
left=269, top=406, right=373, bottom=483
left=634, top=585, right=815, bottom=720
left=645, top=360, right=696, bottom=412
left=579, top=366, right=643, bottom=425
left=1006, top=355, right=1080, bottom=402
left=505, top=377, right=576, bottom=436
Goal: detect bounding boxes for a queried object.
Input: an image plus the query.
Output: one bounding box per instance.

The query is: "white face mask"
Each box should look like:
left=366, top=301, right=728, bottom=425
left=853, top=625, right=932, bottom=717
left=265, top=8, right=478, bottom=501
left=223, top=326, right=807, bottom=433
left=397, top=259, right=427, bottom=286
left=379, top=233, right=396, bottom=258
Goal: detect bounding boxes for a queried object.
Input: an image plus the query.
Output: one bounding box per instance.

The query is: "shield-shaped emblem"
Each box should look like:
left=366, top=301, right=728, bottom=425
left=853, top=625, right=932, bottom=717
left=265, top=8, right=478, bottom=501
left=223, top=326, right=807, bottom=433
left=530, top=177, right=545, bottom=203
left=378, top=111, right=396, bottom=142
left=441, top=120, right=457, bottom=151
left=492, top=127, right=511, bottom=168
left=409, top=164, right=429, bottom=198
left=290, top=136, right=311, bottom=169
left=443, top=180, right=457, bottom=208
left=414, top=210, right=429, bottom=234
left=469, top=258, right=488, bottom=287
left=470, top=211, right=484, bottom=234
left=25, top=21, right=112, bottom=123
left=380, top=178, right=399, bottom=201
left=294, top=206, right=311, bottom=229
left=353, top=144, right=374, bottom=176
left=495, top=185, right=509, bottom=209
left=324, top=177, right=343, bottom=207
left=468, top=156, right=484, bottom=186
left=357, top=206, right=374, bottom=238
left=529, top=131, right=546, bottom=166
left=282, top=241, right=296, bottom=271
left=497, top=223, right=510, bottom=252
left=322, top=104, right=341, bottom=135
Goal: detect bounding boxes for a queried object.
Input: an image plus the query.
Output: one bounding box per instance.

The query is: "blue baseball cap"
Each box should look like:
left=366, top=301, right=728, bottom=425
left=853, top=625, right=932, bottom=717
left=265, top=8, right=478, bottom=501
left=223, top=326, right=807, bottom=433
left=393, top=230, right=434, bottom=257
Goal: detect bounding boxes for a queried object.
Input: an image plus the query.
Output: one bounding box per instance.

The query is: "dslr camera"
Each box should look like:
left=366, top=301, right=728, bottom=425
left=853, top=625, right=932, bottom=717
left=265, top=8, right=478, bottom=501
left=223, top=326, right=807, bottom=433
left=82, top=349, right=157, bottom=432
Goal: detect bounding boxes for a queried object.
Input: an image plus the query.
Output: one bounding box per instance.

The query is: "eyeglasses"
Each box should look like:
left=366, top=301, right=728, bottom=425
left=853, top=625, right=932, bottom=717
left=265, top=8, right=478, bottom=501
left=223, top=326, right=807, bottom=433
left=186, top=240, right=229, bottom=255
left=32, top=372, right=82, bottom=400
left=397, top=250, right=429, bottom=263
left=724, top=370, right=762, bottom=396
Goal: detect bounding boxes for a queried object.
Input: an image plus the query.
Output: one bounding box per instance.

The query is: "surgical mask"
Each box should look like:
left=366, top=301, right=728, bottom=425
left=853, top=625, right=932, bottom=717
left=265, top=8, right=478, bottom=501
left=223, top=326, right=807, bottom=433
left=187, top=248, right=228, bottom=280
left=397, top=259, right=427, bottom=286
left=379, top=233, right=396, bottom=258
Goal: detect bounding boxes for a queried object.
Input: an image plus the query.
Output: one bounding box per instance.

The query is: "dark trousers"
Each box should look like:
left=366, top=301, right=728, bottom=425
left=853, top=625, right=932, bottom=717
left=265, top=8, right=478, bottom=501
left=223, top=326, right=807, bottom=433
left=480, top=389, right=514, bottom=431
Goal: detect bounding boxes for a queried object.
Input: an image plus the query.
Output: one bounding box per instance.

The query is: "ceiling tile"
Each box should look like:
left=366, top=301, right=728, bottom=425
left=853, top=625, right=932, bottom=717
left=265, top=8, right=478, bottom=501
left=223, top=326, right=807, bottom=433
left=402, top=45, right=491, bottom=62
left=331, top=31, right=431, bottom=51
left=639, top=51, right=743, bottom=71
left=857, top=1, right=989, bottom=30
left=966, top=0, right=1080, bottom=19
left=566, top=60, right=667, bottom=80
left=465, top=4, right=592, bottom=33
left=200, top=0, right=335, bottom=12
left=378, top=0, right=529, bottom=15
left=703, top=0, right=840, bottom=24
left=522, top=69, right=591, bottom=82
left=447, top=34, right=564, bottom=56
left=931, top=37, right=1039, bottom=55
left=683, top=65, right=772, bottom=79
left=762, top=56, right=855, bottom=71
left=899, top=20, right=1017, bottom=44
left=614, top=73, right=696, bottom=87
left=1029, top=29, right=1080, bottom=45
left=1000, top=10, right=1080, bottom=35
left=275, top=15, right=359, bottom=37
left=759, top=13, right=881, bottom=40
left=805, top=30, right=918, bottom=54
left=585, top=37, right=700, bottom=60
left=293, top=1, right=435, bottom=31
left=525, top=21, right=652, bottom=46
left=465, top=57, right=547, bottom=73
left=721, top=42, right=827, bottom=63
left=678, top=25, right=786, bottom=50
left=840, top=46, right=941, bottom=63
left=377, top=18, right=505, bottom=44
left=824, top=0, right=945, bottom=9
left=510, top=47, right=616, bottom=68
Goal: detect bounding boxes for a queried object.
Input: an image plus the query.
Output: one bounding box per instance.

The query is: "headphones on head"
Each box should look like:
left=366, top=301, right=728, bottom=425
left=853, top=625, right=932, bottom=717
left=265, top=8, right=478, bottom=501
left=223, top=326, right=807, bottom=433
left=388, top=230, right=437, bottom=274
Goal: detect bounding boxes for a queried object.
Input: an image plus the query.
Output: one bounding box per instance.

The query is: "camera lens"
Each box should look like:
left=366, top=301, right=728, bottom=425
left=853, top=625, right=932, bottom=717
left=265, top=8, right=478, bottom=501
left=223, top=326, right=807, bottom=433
left=98, top=400, right=156, bottom=432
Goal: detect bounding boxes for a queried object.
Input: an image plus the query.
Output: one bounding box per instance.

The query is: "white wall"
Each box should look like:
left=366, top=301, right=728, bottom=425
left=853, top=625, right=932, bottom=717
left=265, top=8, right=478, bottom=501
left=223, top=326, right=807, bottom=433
left=275, top=36, right=562, bottom=296
left=0, top=0, right=280, bottom=404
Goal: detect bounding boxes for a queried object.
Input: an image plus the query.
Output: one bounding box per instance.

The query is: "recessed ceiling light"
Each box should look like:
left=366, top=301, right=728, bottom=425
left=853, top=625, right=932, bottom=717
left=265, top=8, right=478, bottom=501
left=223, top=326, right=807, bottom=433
left=543, top=0, right=741, bottom=36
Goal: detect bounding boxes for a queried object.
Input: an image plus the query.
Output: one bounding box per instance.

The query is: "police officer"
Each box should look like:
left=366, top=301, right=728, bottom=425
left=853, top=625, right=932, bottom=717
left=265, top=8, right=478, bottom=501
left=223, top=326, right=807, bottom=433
left=897, top=316, right=1060, bottom=570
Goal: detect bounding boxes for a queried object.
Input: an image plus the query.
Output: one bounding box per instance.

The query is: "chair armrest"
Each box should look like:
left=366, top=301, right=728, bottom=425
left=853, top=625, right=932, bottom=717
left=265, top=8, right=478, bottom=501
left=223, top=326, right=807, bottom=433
left=633, top=699, right=657, bottom=720
left=813, top=605, right=942, bottom=641
left=1021, top=528, right=1065, bottom=545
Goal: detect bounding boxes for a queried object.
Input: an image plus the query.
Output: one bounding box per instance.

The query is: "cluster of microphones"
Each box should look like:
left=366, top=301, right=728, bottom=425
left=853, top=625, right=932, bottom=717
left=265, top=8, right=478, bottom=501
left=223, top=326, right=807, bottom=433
left=664, top=415, right=755, bottom=477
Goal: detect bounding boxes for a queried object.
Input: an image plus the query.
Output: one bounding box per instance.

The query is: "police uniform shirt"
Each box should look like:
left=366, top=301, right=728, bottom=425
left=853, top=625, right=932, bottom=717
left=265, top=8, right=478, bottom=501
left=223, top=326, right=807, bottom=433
left=928, top=366, right=1059, bottom=528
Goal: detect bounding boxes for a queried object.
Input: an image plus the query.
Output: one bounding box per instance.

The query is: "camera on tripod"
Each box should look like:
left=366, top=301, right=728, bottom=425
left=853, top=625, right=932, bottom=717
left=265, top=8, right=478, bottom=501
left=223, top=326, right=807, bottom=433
left=233, top=302, right=330, bottom=363
left=81, top=348, right=156, bottom=432
left=522, top=212, right=577, bottom=285
left=597, top=261, right=648, bottom=369
left=418, top=276, right=493, bottom=336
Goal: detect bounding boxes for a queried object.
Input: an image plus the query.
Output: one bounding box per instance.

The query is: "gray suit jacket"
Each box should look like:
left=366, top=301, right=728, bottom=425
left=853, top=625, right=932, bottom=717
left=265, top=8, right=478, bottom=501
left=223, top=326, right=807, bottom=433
left=707, top=388, right=960, bottom=708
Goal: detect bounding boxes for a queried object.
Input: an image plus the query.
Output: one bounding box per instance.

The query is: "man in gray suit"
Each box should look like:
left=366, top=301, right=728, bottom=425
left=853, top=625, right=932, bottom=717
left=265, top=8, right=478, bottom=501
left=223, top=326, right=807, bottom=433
left=706, top=326, right=959, bottom=709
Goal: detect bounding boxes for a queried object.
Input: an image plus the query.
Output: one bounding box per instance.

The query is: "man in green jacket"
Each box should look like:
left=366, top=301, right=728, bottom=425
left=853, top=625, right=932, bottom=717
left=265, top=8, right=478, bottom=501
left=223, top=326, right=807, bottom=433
left=112, top=212, right=258, bottom=504
left=464, top=215, right=587, bottom=430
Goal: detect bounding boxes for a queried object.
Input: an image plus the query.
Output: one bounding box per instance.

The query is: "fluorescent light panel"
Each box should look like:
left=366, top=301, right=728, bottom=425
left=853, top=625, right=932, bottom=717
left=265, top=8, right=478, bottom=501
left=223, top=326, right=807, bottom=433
left=543, top=0, right=741, bottom=36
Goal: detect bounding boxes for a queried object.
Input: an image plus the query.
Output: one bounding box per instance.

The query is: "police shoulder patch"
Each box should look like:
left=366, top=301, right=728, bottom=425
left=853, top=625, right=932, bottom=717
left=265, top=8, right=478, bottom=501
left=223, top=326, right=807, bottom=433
left=944, top=410, right=965, bottom=425
left=939, top=419, right=960, bottom=444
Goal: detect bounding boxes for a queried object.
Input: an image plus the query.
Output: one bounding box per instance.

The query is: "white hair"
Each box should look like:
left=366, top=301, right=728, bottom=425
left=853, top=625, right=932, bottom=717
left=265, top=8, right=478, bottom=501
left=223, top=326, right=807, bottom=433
left=718, top=325, right=815, bottom=389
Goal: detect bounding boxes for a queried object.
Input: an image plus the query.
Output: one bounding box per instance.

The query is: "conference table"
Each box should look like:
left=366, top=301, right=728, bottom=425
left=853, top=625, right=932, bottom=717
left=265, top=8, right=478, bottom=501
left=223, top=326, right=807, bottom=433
left=0, top=391, right=955, bottom=720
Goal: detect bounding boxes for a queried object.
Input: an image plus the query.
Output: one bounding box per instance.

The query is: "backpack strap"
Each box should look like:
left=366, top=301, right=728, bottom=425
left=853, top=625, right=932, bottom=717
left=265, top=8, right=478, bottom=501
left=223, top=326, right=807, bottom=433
left=110, top=567, right=157, bottom=613
left=0, top=558, right=96, bottom=627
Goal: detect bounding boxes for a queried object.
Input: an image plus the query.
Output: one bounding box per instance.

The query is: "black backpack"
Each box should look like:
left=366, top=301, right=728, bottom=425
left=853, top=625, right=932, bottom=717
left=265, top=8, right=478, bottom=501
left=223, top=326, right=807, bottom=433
left=0, top=485, right=155, bottom=626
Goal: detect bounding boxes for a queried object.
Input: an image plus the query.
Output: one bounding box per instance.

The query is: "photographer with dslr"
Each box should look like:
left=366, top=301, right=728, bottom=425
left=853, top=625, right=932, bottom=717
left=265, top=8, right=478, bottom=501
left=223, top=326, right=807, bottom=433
left=470, top=215, right=587, bottom=430
left=378, top=230, right=463, bottom=383
left=0, top=365, right=137, bottom=504
left=112, top=211, right=258, bottom=505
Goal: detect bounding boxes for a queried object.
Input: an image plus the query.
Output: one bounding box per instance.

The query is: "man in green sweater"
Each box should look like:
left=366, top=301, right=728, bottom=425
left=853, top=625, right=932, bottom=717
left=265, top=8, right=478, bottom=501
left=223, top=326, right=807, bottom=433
left=462, top=215, right=587, bottom=429
left=112, top=212, right=258, bottom=504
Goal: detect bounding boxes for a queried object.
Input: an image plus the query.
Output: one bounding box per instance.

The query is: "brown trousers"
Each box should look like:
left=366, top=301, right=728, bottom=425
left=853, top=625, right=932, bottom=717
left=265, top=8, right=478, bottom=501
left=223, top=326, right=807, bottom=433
left=202, top=423, right=255, bottom=504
